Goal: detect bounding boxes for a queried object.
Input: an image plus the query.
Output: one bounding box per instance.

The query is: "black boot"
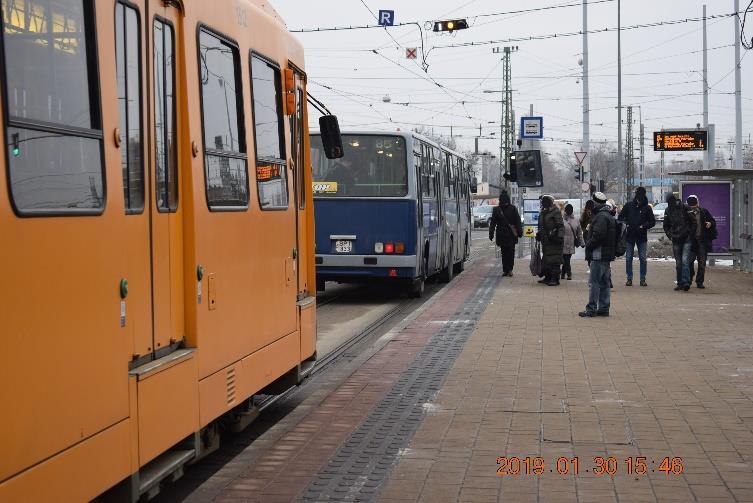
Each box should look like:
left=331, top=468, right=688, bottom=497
left=547, top=266, right=560, bottom=286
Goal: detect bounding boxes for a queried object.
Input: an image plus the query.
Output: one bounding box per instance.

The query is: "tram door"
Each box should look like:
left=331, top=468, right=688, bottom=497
left=289, top=68, right=310, bottom=299
left=147, top=0, right=184, bottom=357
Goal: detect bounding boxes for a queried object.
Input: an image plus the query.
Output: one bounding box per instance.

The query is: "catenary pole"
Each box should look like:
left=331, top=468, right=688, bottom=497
left=617, top=0, right=623, bottom=202
left=703, top=4, right=710, bottom=169
left=734, top=0, right=743, bottom=169
left=582, top=0, right=590, bottom=184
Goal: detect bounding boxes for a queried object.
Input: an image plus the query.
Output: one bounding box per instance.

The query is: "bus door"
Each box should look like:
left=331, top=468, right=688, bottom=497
left=288, top=67, right=310, bottom=299
left=147, top=0, right=184, bottom=358
left=421, top=144, right=437, bottom=275
left=432, top=146, right=444, bottom=272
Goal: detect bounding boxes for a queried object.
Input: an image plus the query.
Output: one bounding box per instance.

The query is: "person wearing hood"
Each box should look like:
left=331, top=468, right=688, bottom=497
left=663, top=193, right=693, bottom=291
left=579, top=192, right=617, bottom=317
left=685, top=195, right=717, bottom=289
left=489, top=190, right=523, bottom=276
left=536, top=195, right=565, bottom=286
left=618, top=186, right=656, bottom=286
left=561, top=204, right=584, bottom=281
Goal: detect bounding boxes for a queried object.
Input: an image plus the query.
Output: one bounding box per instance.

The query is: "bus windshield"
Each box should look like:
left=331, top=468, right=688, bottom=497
left=311, top=134, right=408, bottom=197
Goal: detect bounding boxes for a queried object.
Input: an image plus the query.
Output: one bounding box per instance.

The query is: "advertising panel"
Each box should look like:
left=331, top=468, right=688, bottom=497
left=679, top=181, right=731, bottom=253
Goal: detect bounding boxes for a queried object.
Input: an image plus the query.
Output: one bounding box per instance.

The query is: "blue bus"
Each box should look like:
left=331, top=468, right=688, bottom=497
left=310, top=131, right=473, bottom=297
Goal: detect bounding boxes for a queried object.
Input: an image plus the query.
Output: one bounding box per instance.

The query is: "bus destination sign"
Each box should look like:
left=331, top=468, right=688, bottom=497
left=653, top=130, right=707, bottom=151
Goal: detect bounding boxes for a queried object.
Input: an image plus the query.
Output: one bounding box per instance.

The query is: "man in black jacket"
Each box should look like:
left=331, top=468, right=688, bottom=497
left=489, top=191, right=523, bottom=276
left=618, top=186, right=655, bottom=286
left=663, top=194, right=693, bottom=291
left=579, top=192, right=617, bottom=317
left=686, top=195, right=717, bottom=289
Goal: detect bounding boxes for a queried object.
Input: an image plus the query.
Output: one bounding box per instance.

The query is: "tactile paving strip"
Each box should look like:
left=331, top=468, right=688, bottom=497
left=300, top=265, right=502, bottom=502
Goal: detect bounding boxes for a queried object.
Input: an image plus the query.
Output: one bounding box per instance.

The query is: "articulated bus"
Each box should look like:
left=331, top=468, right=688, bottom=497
left=311, top=131, right=474, bottom=297
left=0, top=0, right=339, bottom=500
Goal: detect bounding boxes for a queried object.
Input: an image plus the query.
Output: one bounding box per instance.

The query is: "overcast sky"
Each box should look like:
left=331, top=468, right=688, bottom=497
left=273, top=0, right=751, bottom=165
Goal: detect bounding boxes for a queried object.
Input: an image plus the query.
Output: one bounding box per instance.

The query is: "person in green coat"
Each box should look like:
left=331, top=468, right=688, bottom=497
left=536, top=195, right=565, bottom=286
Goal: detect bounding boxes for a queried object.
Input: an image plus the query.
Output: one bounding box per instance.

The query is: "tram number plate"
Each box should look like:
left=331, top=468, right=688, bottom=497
left=335, top=240, right=352, bottom=253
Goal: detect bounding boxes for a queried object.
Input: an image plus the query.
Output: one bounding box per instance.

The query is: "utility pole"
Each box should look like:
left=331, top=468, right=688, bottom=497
left=734, top=0, right=743, bottom=169
left=494, top=45, right=518, bottom=189
left=582, top=0, right=590, bottom=184
left=617, top=0, right=623, bottom=201
left=703, top=4, right=710, bottom=169
left=626, top=105, right=634, bottom=200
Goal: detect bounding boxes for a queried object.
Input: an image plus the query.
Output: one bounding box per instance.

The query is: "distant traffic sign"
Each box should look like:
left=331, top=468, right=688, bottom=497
left=520, top=117, right=543, bottom=139
left=378, top=10, right=395, bottom=26
left=653, top=130, right=707, bottom=151
left=574, top=151, right=587, bottom=165
left=405, top=47, right=417, bottom=59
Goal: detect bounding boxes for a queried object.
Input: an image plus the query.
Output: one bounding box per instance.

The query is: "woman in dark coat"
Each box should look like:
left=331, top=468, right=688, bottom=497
left=489, top=191, right=523, bottom=276
left=536, top=195, right=565, bottom=286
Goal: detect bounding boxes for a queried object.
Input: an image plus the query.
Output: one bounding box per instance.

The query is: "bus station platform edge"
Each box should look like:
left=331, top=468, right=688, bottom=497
left=185, top=251, right=753, bottom=503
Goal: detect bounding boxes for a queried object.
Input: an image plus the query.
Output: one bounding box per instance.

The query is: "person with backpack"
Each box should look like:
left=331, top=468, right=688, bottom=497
left=663, top=194, right=693, bottom=291
left=489, top=190, right=523, bottom=277
left=618, top=186, right=656, bottom=287
left=685, top=195, right=717, bottom=289
left=579, top=192, right=617, bottom=317
left=536, top=195, right=565, bottom=286
left=561, top=204, right=584, bottom=280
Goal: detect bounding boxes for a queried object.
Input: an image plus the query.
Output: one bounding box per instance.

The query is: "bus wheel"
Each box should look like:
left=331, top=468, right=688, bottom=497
left=440, top=242, right=454, bottom=283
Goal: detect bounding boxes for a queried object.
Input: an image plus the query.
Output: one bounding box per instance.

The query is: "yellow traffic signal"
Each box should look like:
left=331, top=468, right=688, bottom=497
left=433, top=19, right=468, bottom=32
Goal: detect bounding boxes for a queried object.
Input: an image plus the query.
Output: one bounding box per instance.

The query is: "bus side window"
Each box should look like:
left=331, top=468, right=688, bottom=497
left=250, top=54, right=288, bottom=209
left=3, top=0, right=105, bottom=215
left=116, top=2, right=144, bottom=213
left=199, top=29, right=249, bottom=210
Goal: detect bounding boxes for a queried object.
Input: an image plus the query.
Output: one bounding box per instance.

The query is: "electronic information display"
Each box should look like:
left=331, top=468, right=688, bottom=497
left=653, top=130, right=707, bottom=151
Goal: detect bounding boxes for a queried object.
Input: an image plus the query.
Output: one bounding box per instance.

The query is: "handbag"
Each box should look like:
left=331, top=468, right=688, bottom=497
left=530, top=240, right=544, bottom=277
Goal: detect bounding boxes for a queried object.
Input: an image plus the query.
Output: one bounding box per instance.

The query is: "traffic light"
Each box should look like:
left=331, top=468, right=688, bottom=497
left=504, top=152, right=518, bottom=182
left=573, top=165, right=581, bottom=181
left=599, top=180, right=606, bottom=192
left=433, top=19, right=469, bottom=32
left=11, top=132, right=19, bottom=157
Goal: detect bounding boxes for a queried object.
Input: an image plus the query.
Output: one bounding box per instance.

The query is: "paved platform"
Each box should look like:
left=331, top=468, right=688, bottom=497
left=183, top=253, right=753, bottom=503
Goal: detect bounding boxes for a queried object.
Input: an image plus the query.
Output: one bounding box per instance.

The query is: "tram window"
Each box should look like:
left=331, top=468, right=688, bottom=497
left=251, top=54, right=287, bottom=209
left=116, top=2, right=144, bottom=212
left=199, top=29, right=249, bottom=209
left=154, top=19, right=178, bottom=211
left=2, top=0, right=104, bottom=214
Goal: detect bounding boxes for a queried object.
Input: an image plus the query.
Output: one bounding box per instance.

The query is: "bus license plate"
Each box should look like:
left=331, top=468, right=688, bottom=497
left=335, top=240, right=352, bottom=253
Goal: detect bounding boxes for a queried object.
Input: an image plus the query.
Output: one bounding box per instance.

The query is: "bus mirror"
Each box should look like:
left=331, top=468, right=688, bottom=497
left=470, top=177, right=478, bottom=194
left=319, top=115, right=344, bottom=159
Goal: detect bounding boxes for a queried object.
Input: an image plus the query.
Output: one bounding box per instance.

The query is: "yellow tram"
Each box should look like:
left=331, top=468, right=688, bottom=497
left=0, top=0, right=337, bottom=500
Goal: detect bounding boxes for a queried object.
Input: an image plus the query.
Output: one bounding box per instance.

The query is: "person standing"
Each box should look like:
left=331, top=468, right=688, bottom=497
left=536, top=195, right=565, bottom=286
left=562, top=204, right=584, bottom=280
left=581, top=199, right=596, bottom=237
left=618, top=186, right=656, bottom=286
left=489, top=190, right=523, bottom=277
left=663, top=194, right=693, bottom=291
left=579, top=192, right=616, bottom=317
left=686, top=195, right=717, bottom=289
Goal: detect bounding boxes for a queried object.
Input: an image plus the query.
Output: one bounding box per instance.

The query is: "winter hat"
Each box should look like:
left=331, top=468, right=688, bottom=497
left=686, top=195, right=699, bottom=206
left=592, top=192, right=607, bottom=204
left=606, top=199, right=616, bottom=210
left=499, top=190, right=511, bottom=205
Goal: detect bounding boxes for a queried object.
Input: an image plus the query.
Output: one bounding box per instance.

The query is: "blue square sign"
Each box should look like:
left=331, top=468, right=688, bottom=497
left=520, top=116, right=543, bottom=139
left=378, top=10, right=395, bottom=26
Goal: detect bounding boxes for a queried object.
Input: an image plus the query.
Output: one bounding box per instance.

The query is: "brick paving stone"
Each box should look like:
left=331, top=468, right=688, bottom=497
left=380, top=255, right=753, bottom=503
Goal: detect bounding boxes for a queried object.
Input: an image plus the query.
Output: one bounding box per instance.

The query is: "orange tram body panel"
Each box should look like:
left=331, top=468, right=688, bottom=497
left=0, top=0, right=318, bottom=500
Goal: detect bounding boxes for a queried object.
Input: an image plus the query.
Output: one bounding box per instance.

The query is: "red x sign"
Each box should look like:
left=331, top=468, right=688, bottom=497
left=406, top=47, right=417, bottom=59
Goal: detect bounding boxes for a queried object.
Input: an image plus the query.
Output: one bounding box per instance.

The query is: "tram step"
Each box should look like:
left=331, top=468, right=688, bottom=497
left=139, top=449, right=195, bottom=500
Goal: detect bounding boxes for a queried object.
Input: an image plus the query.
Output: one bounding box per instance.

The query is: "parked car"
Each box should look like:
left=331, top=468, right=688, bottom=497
left=652, top=202, right=668, bottom=223
left=472, top=205, right=493, bottom=228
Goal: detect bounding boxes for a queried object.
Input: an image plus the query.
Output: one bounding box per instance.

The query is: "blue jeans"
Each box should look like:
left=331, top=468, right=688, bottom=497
left=625, top=240, right=648, bottom=280
left=586, top=260, right=611, bottom=314
left=672, top=239, right=692, bottom=286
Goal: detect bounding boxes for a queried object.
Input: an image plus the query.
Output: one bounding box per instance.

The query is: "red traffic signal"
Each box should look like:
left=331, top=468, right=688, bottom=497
left=433, top=19, right=468, bottom=32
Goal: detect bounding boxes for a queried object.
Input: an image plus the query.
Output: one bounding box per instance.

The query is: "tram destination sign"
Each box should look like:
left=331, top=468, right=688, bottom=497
left=653, top=130, right=707, bottom=151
